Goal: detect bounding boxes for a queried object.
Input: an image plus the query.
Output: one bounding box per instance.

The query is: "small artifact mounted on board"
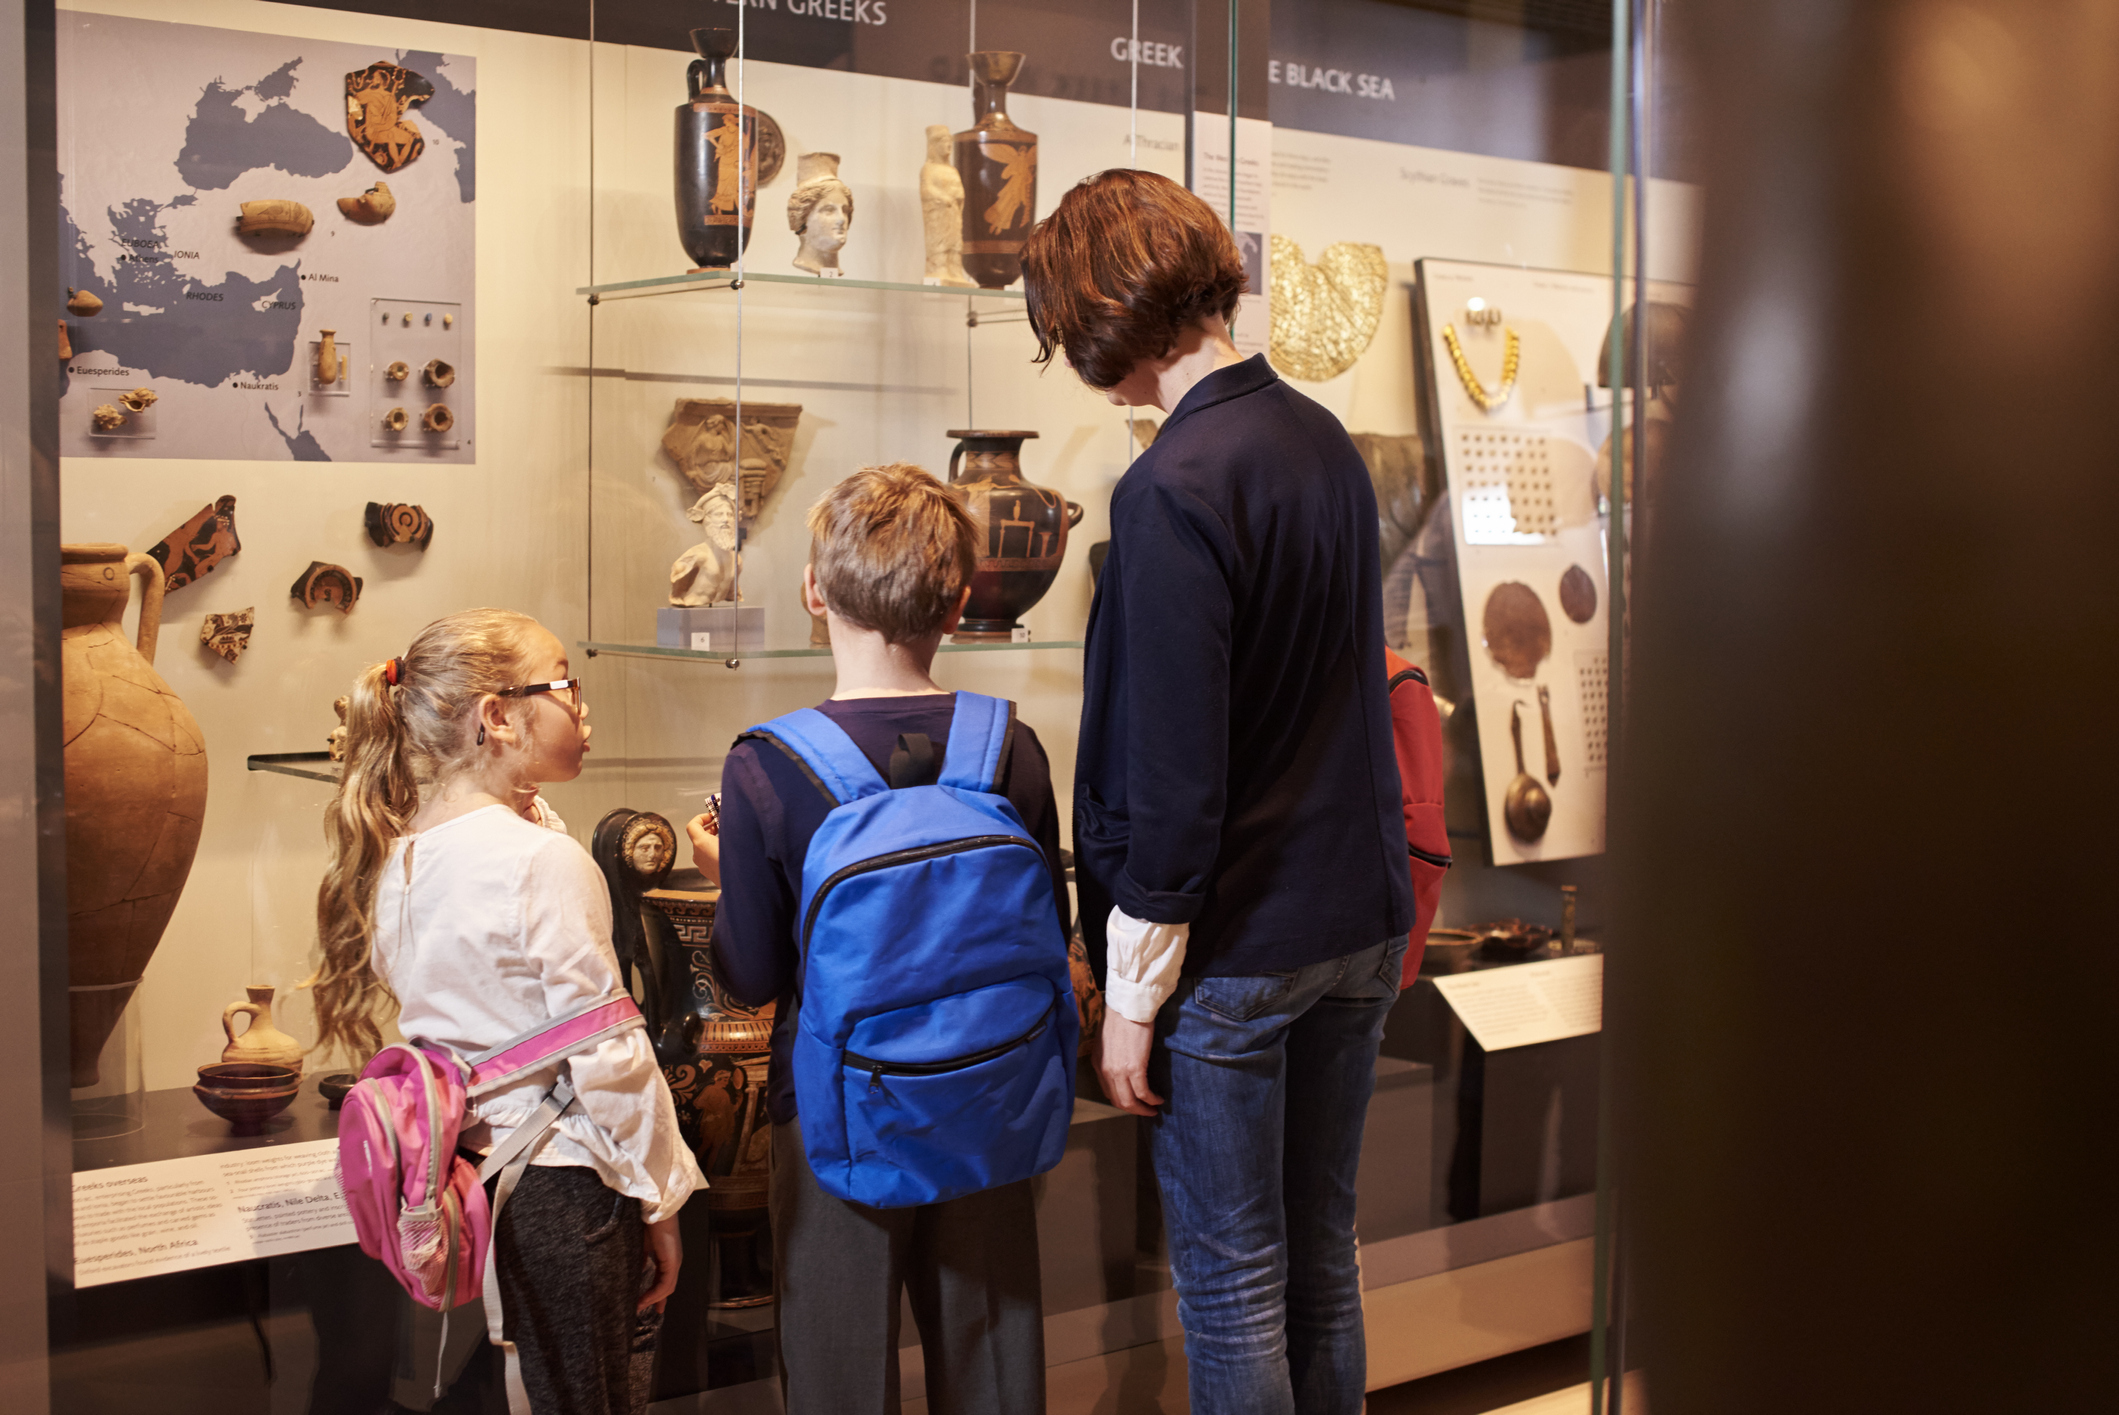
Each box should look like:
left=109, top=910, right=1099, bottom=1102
left=364, top=501, right=434, bottom=550
left=345, top=61, right=433, bottom=172
left=235, top=200, right=314, bottom=237
left=198, top=608, right=255, bottom=663
left=336, top=180, right=395, bottom=223
left=147, top=495, right=240, bottom=592
left=327, top=695, right=349, bottom=762
left=291, top=561, right=362, bottom=614
left=66, top=287, right=102, bottom=317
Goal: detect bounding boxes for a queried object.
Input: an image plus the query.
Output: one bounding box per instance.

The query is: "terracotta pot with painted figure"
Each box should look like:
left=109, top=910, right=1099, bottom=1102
left=674, top=28, right=785, bottom=271
left=945, top=430, right=1082, bottom=641
left=61, top=544, right=208, bottom=1087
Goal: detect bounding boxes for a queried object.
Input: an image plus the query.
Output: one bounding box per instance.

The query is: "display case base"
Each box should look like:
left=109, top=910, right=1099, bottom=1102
left=657, top=605, right=763, bottom=652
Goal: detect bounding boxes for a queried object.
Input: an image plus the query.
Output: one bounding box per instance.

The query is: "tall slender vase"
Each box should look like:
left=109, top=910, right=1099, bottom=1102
left=954, top=52, right=1038, bottom=290
left=61, top=544, right=207, bottom=1087
left=674, top=28, right=759, bottom=271
left=945, top=430, right=1083, bottom=640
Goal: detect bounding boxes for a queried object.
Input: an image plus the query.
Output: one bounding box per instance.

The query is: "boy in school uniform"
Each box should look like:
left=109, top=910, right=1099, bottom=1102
left=687, top=462, right=1068, bottom=1415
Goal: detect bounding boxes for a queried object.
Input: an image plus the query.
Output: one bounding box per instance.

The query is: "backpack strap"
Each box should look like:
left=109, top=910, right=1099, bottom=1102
left=461, top=991, right=644, bottom=1096
left=739, top=707, right=890, bottom=806
left=938, top=692, right=1016, bottom=793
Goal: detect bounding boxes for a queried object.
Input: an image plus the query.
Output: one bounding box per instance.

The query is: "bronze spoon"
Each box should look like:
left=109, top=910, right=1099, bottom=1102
left=1504, top=700, right=1553, bottom=841
left=1538, top=685, right=1561, bottom=786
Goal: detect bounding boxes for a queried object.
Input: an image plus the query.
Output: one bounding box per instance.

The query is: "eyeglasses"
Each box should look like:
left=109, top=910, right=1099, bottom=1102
left=498, top=678, right=583, bottom=712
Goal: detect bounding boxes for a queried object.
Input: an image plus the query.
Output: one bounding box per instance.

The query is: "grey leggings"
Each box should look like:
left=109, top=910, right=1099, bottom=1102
left=492, top=1164, right=646, bottom=1415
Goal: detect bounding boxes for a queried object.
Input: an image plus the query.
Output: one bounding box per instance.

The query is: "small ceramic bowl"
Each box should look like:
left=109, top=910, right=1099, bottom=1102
left=318, top=1072, right=358, bottom=1109
left=1421, top=929, right=1482, bottom=974
left=195, top=1062, right=300, bottom=1134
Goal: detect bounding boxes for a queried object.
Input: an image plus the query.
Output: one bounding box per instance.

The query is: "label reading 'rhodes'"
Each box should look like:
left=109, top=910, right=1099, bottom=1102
left=73, top=1140, right=354, bottom=1287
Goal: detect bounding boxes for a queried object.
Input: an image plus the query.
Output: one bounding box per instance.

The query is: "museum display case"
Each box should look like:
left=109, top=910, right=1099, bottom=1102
left=19, top=1, right=1693, bottom=1410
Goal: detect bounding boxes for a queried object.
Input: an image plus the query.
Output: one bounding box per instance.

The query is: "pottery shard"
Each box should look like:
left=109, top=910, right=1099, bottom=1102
left=91, top=405, right=126, bottom=432
left=365, top=501, right=434, bottom=549
left=147, top=495, right=240, bottom=592
left=661, top=399, right=802, bottom=521
left=119, top=387, right=158, bottom=413
left=236, top=200, right=316, bottom=236
left=336, top=180, right=396, bottom=223
left=67, top=287, right=103, bottom=317
left=199, top=608, right=256, bottom=662
left=291, top=561, right=362, bottom=613
left=345, top=62, right=434, bottom=172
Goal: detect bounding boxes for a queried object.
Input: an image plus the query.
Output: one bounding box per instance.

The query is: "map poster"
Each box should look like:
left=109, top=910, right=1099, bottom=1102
left=57, top=13, right=475, bottom=463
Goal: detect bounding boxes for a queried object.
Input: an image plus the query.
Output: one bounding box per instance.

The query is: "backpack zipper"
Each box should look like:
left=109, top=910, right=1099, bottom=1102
left=845, top=1003, right=1056, bottom=1093
left=799, top=834, right=1036, bottom=955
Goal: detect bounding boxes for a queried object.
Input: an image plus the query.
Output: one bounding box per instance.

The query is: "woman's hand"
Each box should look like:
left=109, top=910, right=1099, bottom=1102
left=640, top=1213, right=683, bottom=1312
left=685, top=814, right=721, bottom=884
left=1093, top=1012, right=1164, bottom=1117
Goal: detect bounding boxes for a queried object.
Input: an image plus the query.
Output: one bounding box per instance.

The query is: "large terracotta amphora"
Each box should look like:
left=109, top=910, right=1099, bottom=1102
left=62, top=544, right=207, bottom=1086
left=675, top=28, right=764, bottom=271
left=953, top=51, right=1038, bottom=289
left=946, top=430, right=1083, bottom=640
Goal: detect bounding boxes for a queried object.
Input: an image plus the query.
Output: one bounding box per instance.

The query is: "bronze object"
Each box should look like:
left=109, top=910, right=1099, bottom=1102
left=1559, top=563, right=1598, bottom=623
left=1503, top=700, right=1552, bottom=842
left=1482, top=581, right=1552, bottom=680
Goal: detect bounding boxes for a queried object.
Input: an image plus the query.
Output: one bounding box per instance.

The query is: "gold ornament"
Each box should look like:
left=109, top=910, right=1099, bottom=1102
left=1268, top=237, right=1387, bottom=382
left=1442, top=324, right=1521, bottom=412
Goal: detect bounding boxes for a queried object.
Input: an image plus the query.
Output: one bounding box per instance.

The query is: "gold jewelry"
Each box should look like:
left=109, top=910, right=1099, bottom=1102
left=1442, top=324, right=1521, bottom=412
left=1269, top=236, right=1387, bottom=382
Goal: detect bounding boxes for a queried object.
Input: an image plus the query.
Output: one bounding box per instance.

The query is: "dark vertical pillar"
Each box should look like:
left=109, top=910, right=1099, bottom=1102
left=1616, top=1, right=2119, bottom=1410
left=0, top=1, right=63, bottom=1411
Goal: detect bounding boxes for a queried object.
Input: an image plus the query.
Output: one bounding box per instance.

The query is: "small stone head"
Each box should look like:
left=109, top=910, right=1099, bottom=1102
left=788, top=153, right=853, bottom=258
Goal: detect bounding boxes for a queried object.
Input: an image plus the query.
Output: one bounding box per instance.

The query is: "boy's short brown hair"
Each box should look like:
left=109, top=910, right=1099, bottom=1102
left=1021, top=168, right=1248, bottom=391
left=807, top=463, right=980, bottom=644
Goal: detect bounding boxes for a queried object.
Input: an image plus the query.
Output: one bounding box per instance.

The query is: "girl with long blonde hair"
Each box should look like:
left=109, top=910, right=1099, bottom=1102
left=314, top=608, right=701, bottom=1413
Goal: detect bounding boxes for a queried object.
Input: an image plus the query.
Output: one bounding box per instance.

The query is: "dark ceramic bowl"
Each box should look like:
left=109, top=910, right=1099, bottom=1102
left=1420, top=929, right=1481, bottom=974
left=318, top=1072, right=358, bottom=1109
left=195, top=1062, right=300, bottom=1134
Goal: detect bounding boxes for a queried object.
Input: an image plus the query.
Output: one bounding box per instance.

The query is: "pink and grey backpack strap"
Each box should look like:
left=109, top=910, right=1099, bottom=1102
left=462, top=992, right=644, bottom=1096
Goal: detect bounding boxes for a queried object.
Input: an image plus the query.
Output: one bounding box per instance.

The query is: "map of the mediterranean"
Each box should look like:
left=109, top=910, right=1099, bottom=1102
left=59, top=13, right=475, bottom=462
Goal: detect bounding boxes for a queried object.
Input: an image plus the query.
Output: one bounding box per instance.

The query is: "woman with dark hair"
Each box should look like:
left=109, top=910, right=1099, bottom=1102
left=1024, top=169, right=1414, bottom=1415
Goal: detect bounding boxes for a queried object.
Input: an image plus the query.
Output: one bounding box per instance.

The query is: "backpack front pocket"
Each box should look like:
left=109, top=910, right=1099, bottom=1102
left=838, top=976, right=1071, bottom=1207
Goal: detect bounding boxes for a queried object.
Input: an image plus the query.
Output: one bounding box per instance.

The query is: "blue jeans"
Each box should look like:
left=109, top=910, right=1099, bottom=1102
left=1147, top=936, right=1408, bottom=1415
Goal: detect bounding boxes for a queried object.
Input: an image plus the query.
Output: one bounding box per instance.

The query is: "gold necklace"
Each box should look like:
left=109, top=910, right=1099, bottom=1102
left=1442, top=324, right=1521, bottom=411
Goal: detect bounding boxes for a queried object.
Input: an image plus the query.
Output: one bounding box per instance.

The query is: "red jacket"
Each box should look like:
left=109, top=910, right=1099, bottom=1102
left=1385, top=647, right=1451, bottom=983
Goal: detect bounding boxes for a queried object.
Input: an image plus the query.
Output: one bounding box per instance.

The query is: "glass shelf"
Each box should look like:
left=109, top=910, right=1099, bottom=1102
left=580, top=268, right=1030, bottom=303
left=247, top=752, right=338, bottom=783
left=580, top=639, right=1084, bottom=665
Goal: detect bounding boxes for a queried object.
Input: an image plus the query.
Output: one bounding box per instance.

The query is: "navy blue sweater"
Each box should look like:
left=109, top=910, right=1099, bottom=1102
left=1075, top=354, right=1413, bottom=980
left=708, top=695, right=1069, bottom=1125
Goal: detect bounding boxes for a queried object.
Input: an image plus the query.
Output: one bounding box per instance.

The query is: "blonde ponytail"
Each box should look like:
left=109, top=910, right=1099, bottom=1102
left=312, top=608, right=542, bottom=1063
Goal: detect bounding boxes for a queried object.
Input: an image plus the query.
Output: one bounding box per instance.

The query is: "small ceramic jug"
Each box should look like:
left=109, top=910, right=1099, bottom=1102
left=222, top=984, right=304, bottom=1076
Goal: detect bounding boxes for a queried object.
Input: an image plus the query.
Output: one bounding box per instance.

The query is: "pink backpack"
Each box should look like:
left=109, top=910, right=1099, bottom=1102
left=337, top=992, right=645, bottom=1405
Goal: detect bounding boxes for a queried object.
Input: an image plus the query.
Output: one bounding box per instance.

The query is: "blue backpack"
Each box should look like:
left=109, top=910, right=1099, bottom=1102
left=740, top=691, right=1078, bottom=1208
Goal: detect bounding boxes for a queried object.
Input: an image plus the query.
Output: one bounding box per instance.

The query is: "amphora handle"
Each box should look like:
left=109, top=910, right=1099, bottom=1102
left=123, top=552, right=164, bottom=664
left=222, top=1000, right=261, bottom=1044
left=947, top=440, right=968, bottom=484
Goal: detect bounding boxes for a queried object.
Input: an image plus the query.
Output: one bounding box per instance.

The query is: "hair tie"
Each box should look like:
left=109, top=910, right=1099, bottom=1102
left=382, top=657, right=404, bottom=686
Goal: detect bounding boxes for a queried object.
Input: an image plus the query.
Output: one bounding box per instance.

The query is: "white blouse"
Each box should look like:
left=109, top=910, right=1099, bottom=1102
left=371, top=804, right=703, bottom=1223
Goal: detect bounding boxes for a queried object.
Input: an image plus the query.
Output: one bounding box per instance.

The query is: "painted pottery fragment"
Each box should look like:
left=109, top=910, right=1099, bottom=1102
left=61, top=544, right=208, bottom=1086
left=345, top=61, right=433, bottom=172
left=364, top=501, right=434, bottom=550
left=336, top=180, right=395, bottom=223
left=291, top=561, right=362, bottom=614
left=146, top=495, right=240, bottom=592
left=236, top=200, right=314, bottom=236
left=198, top=608, right=255, bottom=663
